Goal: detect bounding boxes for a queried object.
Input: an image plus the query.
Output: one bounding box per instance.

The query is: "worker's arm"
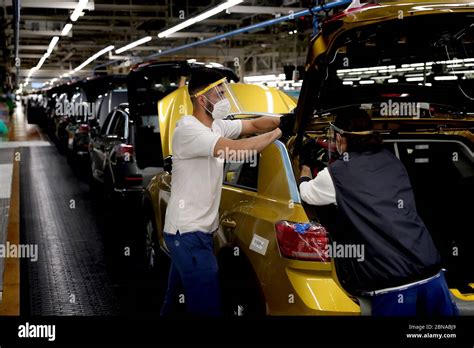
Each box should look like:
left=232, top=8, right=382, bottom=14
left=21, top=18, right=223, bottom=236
left=241, top=116, right=280, bottom=136
left=213, top=128, right=281, bottom=157
left=299, top=165, right=337, bottom=206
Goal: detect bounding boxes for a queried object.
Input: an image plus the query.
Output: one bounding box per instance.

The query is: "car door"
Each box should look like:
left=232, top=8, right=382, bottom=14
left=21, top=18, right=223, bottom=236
left=219, top=157, right=259, bottom=249
left=107, top=110, right=127, bottom=185
left=91, top=110, right=116, bottom=181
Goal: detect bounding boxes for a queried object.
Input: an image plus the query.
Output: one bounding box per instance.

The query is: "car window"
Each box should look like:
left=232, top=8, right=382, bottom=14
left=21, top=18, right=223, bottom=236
left=98, top=94, right=111, bottom=126
left=223, top=157, right=259, bottom=191
left=112, top=111, right=126, bottom=138
left=100, top=111, right=115, bottom=136
left=110, top=90, right=128, bottom=109
left=107, top=112, right=121, bottom=136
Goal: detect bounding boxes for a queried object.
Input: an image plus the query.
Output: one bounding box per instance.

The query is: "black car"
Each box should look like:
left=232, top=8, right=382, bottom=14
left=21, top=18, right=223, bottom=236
left=65, top=75, right=127, bottom=171
left=89, top=103, right=145, bottom=198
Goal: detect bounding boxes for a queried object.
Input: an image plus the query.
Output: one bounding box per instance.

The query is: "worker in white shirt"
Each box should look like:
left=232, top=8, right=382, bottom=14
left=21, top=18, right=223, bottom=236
left=161, top=68, right=291, bottom=317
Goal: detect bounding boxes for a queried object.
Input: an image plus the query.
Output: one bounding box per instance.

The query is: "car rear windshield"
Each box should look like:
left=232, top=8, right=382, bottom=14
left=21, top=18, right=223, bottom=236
left=313, top=13, right=474, bottom=118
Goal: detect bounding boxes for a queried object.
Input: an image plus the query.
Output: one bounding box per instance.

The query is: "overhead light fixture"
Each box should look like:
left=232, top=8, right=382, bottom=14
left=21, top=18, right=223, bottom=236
left=35, top=56, right=47, bottom=70
left=61, top=23, right=73, bottom=36
left=243, top=74, right=285, bottom=82
left=73, top=45, right=114, bottom=73
left=47, top=36, right=60, bottom=53
left=406, top=77, right=424, bottom=82
left=115, top=36, right=152, bottom=54
left=157, top=0, right=243, bottom=38
left=70, top=0, right=89, bottom=22
left=359, top=80, right=375, bottom=85
left=434, top=75, right=458, bottom=81
left=451, top=70, right=474, bottom=74
left=388, top=78, right=399, bottom=83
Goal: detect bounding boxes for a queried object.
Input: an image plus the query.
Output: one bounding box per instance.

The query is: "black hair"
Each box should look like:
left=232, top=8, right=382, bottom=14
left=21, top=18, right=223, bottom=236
left=334, top=108, right=383, bottom=153
left=188, top=68, right=225, bottom=98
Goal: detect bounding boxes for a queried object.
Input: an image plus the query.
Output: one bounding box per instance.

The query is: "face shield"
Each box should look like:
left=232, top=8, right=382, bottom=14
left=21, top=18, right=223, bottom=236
left=327, top=122, right=374, bottom=161
left=192, top=77, right=243, bottom=120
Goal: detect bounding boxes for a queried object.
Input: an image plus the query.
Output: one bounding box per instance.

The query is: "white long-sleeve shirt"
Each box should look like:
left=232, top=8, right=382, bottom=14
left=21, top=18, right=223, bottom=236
left=299, top=167, right=337, bottom=206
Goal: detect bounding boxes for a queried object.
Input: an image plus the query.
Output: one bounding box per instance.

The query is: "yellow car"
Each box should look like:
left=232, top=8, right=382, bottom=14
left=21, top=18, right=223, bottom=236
left=144, top=0, right=474, bottom=316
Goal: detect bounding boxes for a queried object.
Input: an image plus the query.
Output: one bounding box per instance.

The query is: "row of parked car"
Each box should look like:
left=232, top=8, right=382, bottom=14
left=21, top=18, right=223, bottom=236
left=24, top=0, right=474, bottom=317
left=27, top=61, right=239, bottom=199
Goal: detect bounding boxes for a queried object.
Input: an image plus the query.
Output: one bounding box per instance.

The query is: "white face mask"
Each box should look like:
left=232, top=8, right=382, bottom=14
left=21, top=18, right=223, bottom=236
left=211, top=98, right=231, bottom=120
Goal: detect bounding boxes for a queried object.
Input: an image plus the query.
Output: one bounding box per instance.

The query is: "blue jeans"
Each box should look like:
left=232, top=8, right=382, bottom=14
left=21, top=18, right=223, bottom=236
left=160, top=231, right=220, bottom=317
left=370, top=272, right=459, bottom=316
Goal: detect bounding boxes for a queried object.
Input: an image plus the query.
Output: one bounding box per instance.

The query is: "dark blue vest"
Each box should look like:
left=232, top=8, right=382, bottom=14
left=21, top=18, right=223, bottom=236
left=328, top=149, right=441, bottom=293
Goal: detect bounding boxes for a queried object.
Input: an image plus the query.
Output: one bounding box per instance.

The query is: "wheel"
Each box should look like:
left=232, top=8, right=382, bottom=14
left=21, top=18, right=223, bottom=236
left=218, top=247, right=267, bottom=317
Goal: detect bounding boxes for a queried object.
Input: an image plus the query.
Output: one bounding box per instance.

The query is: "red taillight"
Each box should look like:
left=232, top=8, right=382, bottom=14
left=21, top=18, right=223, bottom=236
left=275, top=221, right=329, bottom=262
left=79, top=124, right=90, bottom=133
left=125, top=177, right=142, bottom=182
left=116, top=144, right=134, bottom=161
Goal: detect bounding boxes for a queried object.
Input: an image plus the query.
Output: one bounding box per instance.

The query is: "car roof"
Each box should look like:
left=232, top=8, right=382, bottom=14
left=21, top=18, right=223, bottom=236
left=129, top=60, right=239, bottom=82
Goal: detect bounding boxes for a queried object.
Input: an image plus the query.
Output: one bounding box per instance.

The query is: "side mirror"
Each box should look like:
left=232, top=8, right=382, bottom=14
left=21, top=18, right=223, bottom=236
left=164, top=156, right=172, bottom=173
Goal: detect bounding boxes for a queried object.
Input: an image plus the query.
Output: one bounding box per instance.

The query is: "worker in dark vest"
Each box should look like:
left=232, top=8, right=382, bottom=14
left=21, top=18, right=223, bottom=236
left=298, top=108, right=458, bottom=316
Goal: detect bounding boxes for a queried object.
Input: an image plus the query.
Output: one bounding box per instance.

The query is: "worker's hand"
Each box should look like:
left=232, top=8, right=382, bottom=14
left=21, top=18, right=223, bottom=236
left=272, top=127, right=282, bottom=140
left=278, top=113, right=295, bottom=138
left=299, top=138, right=327, bottom=173
left=300, top=165, right=312, bottom=178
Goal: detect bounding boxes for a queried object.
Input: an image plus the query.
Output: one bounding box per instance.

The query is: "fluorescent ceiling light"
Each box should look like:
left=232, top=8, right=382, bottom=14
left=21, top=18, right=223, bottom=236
left=451, top=70, right=474, bottom=74
left=158, top=0, right=243, bottom=38
left=73, top=45, right=114, bottom=72
left=371, top=75, right=392, bottom=80
left=47, top=36, right=60, bottom=53
left=61, top=23, right=73, bottom=36
left=406, top=77, right=424, bottom=82
left=244, top=74, right=284, bottom=82
left=434, top=75, right=458, bottom=81
left=115, top=36, right=152, bottom=54
left=70, top=0, right=89, bottom=22
left=342, top=81, right=353, bottom=85
left=359, top=80, right=375, bottom=85
left=35, top=56, right=47, bottom=70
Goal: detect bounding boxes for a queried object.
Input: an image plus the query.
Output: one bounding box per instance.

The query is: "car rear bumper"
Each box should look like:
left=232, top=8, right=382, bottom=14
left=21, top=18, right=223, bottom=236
left=266, top=266, right=361, bottom=316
